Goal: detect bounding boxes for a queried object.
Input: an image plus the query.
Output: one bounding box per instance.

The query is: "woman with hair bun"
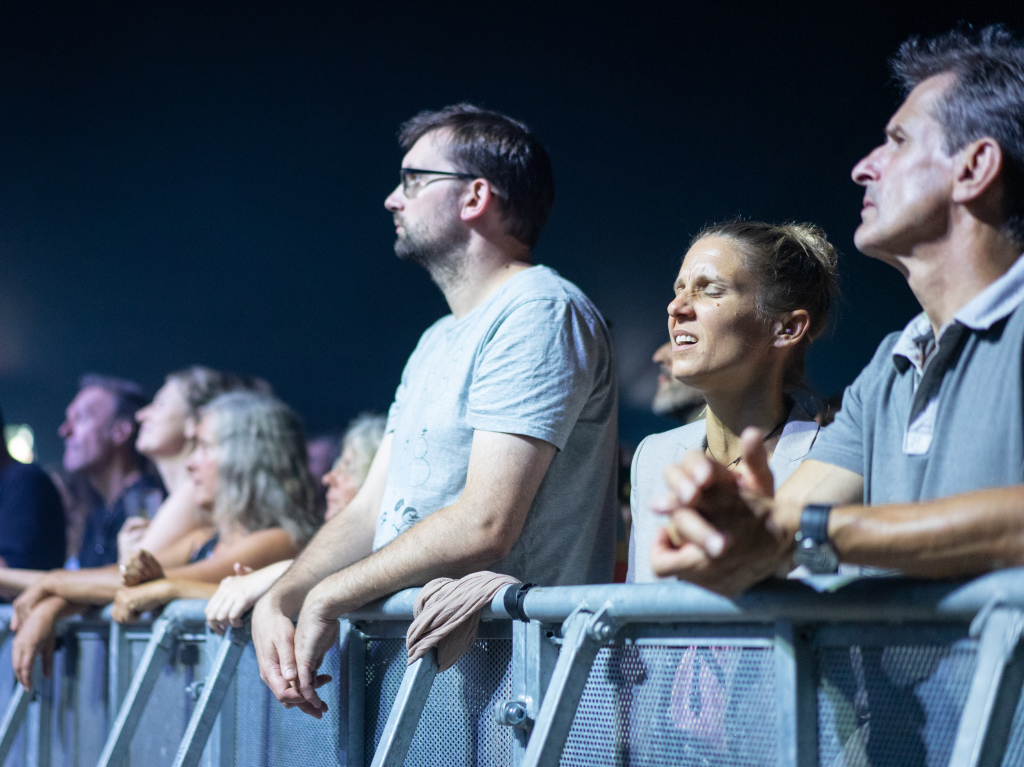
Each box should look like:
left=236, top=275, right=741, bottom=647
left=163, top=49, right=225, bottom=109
left=628, top=220, right=839, bottom=582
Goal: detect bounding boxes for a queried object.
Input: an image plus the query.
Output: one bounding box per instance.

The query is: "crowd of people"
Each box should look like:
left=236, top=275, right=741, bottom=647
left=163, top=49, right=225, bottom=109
left=0, top=23, right=1022, bottom=724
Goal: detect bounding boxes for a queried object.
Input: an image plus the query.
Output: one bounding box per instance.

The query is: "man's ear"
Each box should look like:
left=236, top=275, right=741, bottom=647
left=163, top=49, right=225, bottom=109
left=109, top=417, right=135, bottom=448
left=772, top=309, right=811, bottom=348
left=952, top=136, right=1003, bottom=205
left=459, top=178, right=495, bottom=223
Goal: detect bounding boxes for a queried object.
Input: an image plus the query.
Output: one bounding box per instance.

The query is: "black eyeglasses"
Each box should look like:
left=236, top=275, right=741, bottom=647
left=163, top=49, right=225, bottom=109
left=399, top=167, right=478, bottom=197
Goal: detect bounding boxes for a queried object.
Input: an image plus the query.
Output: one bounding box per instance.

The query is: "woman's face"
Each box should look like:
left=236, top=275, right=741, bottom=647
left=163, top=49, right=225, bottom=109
left=135, top=380, right=190, bottom=458
left=185, top=413, right=220, bottom=510
left=323, top=446, right=360, bottom=521
left=667, top=236, right=774, bottom=391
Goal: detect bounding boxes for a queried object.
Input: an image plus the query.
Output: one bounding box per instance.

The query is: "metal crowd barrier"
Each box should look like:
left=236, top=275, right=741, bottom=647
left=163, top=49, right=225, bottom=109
left=4, top=570, right=1024, bottom=766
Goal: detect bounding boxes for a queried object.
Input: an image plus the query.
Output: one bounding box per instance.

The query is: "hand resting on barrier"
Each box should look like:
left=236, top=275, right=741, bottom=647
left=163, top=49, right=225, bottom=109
left=205, top=560, right=292, bottom=635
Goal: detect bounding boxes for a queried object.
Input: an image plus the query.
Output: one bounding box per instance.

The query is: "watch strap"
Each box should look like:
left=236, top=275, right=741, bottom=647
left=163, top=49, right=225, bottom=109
left=800, top=503, right=832, bottom=545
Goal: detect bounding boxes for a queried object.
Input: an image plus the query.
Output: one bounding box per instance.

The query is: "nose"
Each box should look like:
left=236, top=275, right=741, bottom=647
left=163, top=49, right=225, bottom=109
left=384, top=184, right=404, bottom=212
left=135, top=405, right=149, bottom=424
left=852, top=145, right=882, bottom=187
left=58, top=420, right=71, bottom=439
left=667, top=291, right=694, bottom=321
left=322, top=469, right=335, bottom=487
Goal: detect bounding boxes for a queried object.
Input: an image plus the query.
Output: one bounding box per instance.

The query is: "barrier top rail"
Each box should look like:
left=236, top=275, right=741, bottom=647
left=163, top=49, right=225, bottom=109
left=344, top=567, right=1024, bottom=624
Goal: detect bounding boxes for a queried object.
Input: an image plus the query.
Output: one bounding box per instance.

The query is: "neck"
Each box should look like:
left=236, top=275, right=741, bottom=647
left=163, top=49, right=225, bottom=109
left=896, top=222, right=1021, bottom=336
left=151, top=449, right=191, bottom=494
left=703, top=375, right=789, bottom=466
left=87, top=452, right=143, bottom=507
left=437, top=236, right=534, bottom=318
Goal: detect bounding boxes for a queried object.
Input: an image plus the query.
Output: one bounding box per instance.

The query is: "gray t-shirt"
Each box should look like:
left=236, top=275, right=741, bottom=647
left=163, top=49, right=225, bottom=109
left=374, top=265, right=619, bottom=586
left=810, top=253, right=1024, bottom=504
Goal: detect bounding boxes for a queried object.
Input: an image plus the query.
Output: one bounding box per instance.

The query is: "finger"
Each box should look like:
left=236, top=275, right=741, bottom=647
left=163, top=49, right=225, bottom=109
left=650, top=528, right=712, bottom=578
left=735, top=427, right=774, bottom=496
left=314, top=673, right=333, bottom=689
left=234, top=562, right=253, bottom=576
left=666, top=508, right=729, bottom=558
left=296, top=660, right=326, bottom=712
left=13, top=644, right=32, bottom=690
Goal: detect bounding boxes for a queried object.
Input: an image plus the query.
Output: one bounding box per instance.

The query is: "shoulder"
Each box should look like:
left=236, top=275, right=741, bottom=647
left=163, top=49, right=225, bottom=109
left=496, top=266, right=606, bottom=324
left=634, top=420, right=707, bottom=478
left=0, top=462, right=59, bottom=501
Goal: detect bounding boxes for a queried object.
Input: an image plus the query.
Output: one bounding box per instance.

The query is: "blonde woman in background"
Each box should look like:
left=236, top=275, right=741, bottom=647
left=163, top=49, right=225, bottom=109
left=205, top=413, right=385, bottom=634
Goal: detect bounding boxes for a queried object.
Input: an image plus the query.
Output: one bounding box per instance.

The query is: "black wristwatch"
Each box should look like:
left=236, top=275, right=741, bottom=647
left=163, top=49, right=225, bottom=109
left=793, top=504, right=839, bottom=574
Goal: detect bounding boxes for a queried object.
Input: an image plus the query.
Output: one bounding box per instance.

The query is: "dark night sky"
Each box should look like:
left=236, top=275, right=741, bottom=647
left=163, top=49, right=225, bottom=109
left=2, top=0, right=1023, bottom=463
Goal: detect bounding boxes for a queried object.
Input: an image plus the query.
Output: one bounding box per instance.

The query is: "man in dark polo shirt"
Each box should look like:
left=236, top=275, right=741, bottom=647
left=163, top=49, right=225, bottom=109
left=60, top=375, right=164, bottom=569
left=0, top=403, right=65, bottom=576
left=648, top=25, right=1024, bottom=594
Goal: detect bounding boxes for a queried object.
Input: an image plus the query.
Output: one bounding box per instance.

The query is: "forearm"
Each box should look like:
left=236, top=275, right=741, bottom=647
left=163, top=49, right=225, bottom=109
left=0, top=568, right=45, bottom=600
left=307, top=499, right=510, bottom=620
left=830, top=486, right=1024, bottom=576
left=39, top=566, right=123, bottom=605
left=164, top=579, right=219, bottom=601
left=267, top=506, right=376, bottom=617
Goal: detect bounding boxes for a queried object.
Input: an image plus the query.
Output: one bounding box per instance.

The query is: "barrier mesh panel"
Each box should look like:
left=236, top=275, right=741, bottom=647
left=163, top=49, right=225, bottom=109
left=558, top=643, right=777, bottom=767
left=126, top=637, right=203, bottom=767
left=0, top=634, right=26, bottom=767
left=364, top=637, right=514, bottom=767
left=818, top=642, right=977, bottom=767
left=232, top=640, right=345, bottom=767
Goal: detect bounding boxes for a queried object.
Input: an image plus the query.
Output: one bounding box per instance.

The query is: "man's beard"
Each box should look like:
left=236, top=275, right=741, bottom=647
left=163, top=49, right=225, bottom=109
left=394, top=206, right=470, bottom=292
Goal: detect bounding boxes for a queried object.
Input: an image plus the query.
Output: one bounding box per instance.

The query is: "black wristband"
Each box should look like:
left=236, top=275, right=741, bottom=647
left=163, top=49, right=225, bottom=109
left=503, top=582, right=536, bottom=623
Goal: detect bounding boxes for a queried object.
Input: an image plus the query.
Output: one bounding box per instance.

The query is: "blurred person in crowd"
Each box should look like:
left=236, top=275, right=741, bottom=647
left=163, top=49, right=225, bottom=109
left=628, top=221, right=838, bottom=582
left=206, top=413, right=386, bottom=634
left=306, top=433, right=342, bottom=518
left=253, top=104, right=618, bottom=718
left=117, top=366, right=272, bottom=562
left=0, top=375, right=163, bottom=597
left=651, top=342, right=705, bottom=424
left=11, top=391, right=319, bottom=687
left=652, top=25, right=1024, bottom=594
left=0, top=403, right=65, bottom=580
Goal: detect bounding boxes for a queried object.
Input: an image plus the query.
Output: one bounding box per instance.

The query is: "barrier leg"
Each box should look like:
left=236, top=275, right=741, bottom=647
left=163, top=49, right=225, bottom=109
left=520, top=605, right=615, bottom=767
left=949, top=607, right=1024, bottom=767
left=0, top=659, right=45, bottom=765
left=368, top=648, right=439, bottom=767
left=170, top=623, right=251, bottom=767
left=96, top=615, right=182, bottom=767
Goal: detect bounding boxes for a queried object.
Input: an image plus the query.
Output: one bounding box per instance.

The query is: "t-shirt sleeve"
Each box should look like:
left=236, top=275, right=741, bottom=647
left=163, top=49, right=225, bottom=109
left=467, top=298, right=605, bottom=450
left=807, top=364, right=870, bottom=475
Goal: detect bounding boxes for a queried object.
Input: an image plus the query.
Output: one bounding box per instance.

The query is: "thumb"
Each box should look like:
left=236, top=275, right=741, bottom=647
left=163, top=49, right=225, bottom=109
left=736, top=427, right=774, bottom=496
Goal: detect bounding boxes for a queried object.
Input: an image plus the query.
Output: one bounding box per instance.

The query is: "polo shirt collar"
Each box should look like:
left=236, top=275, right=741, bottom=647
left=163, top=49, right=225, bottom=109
left=892, top=252, right=1024, bottom=373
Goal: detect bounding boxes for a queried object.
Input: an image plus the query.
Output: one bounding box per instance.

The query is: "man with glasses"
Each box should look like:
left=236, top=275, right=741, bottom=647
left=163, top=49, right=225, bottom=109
left=253, top=104, right=619, bottom=717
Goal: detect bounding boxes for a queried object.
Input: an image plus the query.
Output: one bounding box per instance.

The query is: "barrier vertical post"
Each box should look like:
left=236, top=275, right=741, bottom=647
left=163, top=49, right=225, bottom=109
left=511, top=619, right=558, bottom=766
left=774, top=619, right=818, bottom=767
left=949, top=607, right=1024, bottom=767
left=346, top=621, right=366, bottom=767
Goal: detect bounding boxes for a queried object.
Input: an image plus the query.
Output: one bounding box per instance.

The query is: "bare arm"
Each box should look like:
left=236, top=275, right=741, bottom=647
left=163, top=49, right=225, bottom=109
left=304, top=429, right=555, bottom=619
left=828, top=485, right=1024, bottom=576
left=0, top=568, right=45, bottom=600
left=261, top=433, right=392, bottom=618
left=111, top=579, right=220, bottom=623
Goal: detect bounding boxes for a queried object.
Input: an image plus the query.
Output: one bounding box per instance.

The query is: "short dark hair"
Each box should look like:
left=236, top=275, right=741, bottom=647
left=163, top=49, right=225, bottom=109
left=78, top=374, right=148, bottom=424
left=691, top=220, right=840, bottom=390
left=399, top=104, right=555, bottom=248
left=892, top=24, right=1024, bottom=246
